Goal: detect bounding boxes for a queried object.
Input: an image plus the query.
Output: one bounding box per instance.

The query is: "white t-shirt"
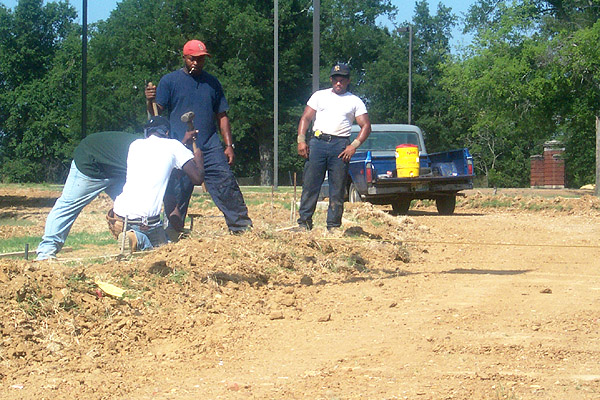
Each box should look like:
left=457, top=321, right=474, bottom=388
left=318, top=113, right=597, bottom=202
left=113, top=135, right=194, bottom=219
left=307, top=88, right=368, bottom=137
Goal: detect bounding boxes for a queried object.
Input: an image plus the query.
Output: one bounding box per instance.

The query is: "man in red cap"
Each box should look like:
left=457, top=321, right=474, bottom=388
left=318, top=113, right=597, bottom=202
left=145, top=40, right=252, bottom=236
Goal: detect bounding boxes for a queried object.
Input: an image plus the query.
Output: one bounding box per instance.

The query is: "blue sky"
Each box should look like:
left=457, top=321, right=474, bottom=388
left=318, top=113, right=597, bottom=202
left=1, top=0, right=475, bottom=48
left=1, top=0, right=117, bottom=23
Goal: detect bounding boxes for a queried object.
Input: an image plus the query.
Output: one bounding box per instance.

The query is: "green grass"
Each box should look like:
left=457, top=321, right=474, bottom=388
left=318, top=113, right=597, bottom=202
left=466, top=197, right=515, bottom=208
left=169, top=269, right=189, bottom=284
left=0, top=182, right=63, bottom=190
left=0, top=218, right=35, bottom=227
left=520, top=201, right=572, bottom=212
left=63, top=231, right=115, bottom=247
left=67, top=271, right=88, bottom=286
left=242, top=197, right=291, bottom=208
left=19, top=294, right=46, bottom=317
left=188, top=193, right=213, bottom=208
left=0, top=231, right=115, bottom=254
left=240, top=186, right=295, bottom=194
left=0, top=235, right=41, bottom=253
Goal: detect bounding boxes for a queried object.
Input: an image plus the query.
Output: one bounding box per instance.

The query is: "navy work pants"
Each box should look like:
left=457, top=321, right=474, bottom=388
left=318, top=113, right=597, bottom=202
left=165, top=142, right=252, bottom=233
left=298, top=136, right=350, bottom=229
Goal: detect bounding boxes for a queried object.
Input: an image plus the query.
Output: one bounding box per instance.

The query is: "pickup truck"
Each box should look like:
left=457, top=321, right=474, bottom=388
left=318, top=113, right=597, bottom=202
left=320, top=124, right=474, bottom=215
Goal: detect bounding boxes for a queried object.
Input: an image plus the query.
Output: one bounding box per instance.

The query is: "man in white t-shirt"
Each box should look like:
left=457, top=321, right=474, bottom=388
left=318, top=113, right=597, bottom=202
left=113, top=116, right=204, bottom=252
left=295, top=62, right=371, bottom=231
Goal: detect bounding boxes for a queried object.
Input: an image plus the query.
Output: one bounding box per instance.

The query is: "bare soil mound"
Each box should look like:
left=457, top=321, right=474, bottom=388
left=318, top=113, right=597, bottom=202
left=1, top=186, right=599, bottom=399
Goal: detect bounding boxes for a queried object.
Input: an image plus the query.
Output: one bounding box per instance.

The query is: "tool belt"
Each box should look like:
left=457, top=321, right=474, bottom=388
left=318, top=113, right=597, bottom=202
left=123, top=215, right=161, bottom=226
left=313, top=130, right=344, bottom=142
left=106, top=209, right=160, bottom=238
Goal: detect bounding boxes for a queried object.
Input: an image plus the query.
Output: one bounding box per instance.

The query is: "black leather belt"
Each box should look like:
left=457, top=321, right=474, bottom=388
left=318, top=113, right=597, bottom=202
left=314, top=130, right=345, bottom=142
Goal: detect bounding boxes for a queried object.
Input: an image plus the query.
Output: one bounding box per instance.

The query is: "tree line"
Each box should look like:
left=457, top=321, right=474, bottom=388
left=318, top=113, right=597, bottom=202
left=0, top=0, right=598, bottom=187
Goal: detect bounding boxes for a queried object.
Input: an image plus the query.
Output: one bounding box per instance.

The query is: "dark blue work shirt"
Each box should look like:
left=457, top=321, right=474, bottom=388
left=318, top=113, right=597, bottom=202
left=156, top=69, right=229, bottom=150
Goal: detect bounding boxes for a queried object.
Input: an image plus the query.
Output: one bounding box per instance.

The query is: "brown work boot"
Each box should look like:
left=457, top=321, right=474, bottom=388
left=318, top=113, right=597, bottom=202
left=118, top=231, right=138, bottom=255
left=289, top=224, right=310, bottom=233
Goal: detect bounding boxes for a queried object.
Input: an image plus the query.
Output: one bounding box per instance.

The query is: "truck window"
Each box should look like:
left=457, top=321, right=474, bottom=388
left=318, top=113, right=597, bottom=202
left=351, top=131, right=420, bottom=151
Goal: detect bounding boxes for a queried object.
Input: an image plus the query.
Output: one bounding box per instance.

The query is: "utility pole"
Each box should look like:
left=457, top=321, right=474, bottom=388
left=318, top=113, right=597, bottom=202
left=595, top=115, right=600, bottom=197
left=81, top=0, right=87, bottom=138
left=397, top=25, right=412, bottom=125
left=274, top=0, right=279, bottom=189
left=312, top=0, right=320, bottom=93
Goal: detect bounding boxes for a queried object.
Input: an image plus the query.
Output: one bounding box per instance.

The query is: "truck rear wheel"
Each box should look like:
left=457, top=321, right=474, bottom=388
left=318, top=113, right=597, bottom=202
left=436, top=196, right=456, bottom=215
left=348, top=183, right=362, bottom=203
left=391, top=198, right=411, bottom=215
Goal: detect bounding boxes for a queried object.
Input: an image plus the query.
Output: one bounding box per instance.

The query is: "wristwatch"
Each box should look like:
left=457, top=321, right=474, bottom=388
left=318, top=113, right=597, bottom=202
left=226, top=143, right=235, bottom=149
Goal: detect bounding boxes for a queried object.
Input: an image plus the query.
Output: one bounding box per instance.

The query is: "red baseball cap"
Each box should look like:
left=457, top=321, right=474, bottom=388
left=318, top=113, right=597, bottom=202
left=183, top=40, right=211, bottom=57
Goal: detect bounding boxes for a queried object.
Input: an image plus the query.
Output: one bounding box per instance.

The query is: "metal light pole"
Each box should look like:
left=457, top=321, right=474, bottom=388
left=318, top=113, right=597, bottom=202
left=397, top=25, right=412, bottom=125
left=274, top=0, right=279, bottom=189
left=82, top=0, right=87, bottom=138
left=312, top=0, right=320, bottom=93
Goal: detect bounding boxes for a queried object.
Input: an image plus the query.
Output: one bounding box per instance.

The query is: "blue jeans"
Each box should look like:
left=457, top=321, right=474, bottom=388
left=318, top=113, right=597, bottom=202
left=128, top=222, right=168, bottom=251
left=165, top=136, right=252, bottom=233
left=298, top=136, right=350, bottom=229
left=36, top=161, right=125, bottom=260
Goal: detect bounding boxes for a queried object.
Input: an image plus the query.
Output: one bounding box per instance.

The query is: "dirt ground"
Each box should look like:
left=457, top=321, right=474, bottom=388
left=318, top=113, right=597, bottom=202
left=0, top=185, right=599, bottom=399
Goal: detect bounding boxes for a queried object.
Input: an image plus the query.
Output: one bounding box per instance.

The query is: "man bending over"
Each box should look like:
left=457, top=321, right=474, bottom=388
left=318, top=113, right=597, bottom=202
left=112, top=116, right=204, bottom=252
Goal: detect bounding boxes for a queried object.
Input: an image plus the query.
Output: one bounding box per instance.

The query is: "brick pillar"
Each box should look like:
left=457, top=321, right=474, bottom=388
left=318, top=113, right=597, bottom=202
left=530, top=155, right=544, bottom=188
left=542, top=140, right=565, bottom=188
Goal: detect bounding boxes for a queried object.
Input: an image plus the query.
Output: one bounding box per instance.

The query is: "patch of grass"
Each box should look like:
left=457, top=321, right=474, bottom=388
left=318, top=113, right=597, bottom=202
left=469, top=198, right=514, bottom=208
left=169, top=269, right=188, bottom=284
left=67, top=271, right=89, bottom=286
left=65, top=231, right=115, bottom=248
left=19, top=295, right=46, bottom=317
left=243, top=197, right=290, bottom=208
left=369, top=219, right=383, bottom=227
left=521, top=201, right=572, bottom=212
left=240, top=186, right=294, bottom=194
left=16, top=283, right=50, bottom=317
left=0, top=183, right=62, bottom=190
left=189, top=193, right=213, bottom=208
left=0, top=218, right=35, bottom=227
left=64, top=257, right=107, bottom=267
left=0, top=231, right=115, bottom=254
left=0, top=235, right=41, bottom=253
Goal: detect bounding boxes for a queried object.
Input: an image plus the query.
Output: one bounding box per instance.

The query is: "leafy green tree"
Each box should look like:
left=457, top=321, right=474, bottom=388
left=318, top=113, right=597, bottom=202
left=550, top=22, right=600, bottom=186
left=408, top=1, right=457, bottom=150
left=0, top=0, right=78, bottom=182
left=358, top=1, right=457, bottom=153
left=453, top=0, right=599, bottom=187
left=86, top=0, right=398, bottom=185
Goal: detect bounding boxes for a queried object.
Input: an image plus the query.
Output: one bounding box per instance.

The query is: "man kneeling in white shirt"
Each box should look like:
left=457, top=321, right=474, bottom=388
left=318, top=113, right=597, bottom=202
left=113, top=116, right=204, bottom=252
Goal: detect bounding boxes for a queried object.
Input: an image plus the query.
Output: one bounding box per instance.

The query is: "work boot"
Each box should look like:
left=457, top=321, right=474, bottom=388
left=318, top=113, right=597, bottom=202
left=289, top=222, right=310, bottom=232
left=165, top=225, right=183, bottom=243
left=229, top=226, right=252, bottom=235
left=326, top=226, right=342, bottom=234
left=118, top=231, right=138, bottom=255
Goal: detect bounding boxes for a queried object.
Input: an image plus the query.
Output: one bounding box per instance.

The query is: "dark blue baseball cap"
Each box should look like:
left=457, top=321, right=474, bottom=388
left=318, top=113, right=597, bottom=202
left=144, top=116, right=170, bottom=138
